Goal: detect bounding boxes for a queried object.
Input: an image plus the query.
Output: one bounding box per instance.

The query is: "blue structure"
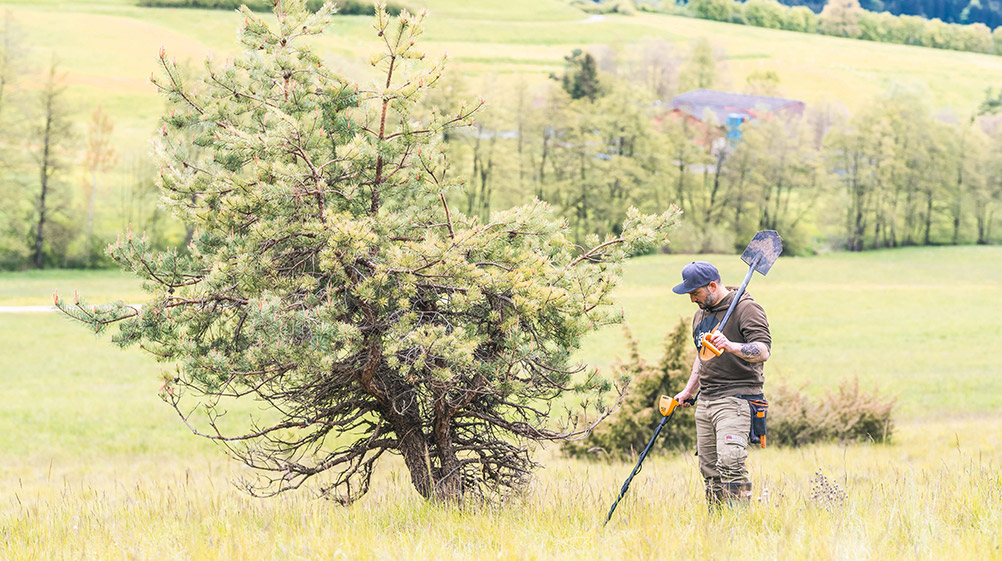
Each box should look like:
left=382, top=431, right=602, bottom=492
left=726, top=113, right=745, bottom=143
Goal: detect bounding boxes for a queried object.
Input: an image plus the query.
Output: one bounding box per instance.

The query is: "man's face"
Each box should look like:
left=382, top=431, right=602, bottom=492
left=688, top=282, right=717, bottom=310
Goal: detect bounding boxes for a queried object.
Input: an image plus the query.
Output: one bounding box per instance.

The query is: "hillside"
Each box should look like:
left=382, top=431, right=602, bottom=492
left=4, top=0, right=1002, bottom=157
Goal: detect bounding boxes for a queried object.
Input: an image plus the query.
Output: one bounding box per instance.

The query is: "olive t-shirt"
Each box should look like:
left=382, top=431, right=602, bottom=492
left=691, top=288, right=771, bottom=399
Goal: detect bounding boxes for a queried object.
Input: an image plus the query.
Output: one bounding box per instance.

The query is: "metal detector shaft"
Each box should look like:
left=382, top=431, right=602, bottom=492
left=603, top=415, right=668, bottom=526
left=603, top=395, right=695, bottom=526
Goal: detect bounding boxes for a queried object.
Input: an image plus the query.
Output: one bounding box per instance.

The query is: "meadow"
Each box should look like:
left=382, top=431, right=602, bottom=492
left=4, top=1, right=1002, bottom=557
left=7, top=0, right=1002, bottom=159
left=1, top=247, right=1001, bottom=559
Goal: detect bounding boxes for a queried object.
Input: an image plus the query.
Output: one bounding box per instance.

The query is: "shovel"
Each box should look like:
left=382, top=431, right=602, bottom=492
left=699, top=230, right=783, bottom=360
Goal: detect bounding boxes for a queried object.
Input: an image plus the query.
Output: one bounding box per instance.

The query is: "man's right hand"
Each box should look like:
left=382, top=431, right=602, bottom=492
left=674, top=389, right=696, bottom=407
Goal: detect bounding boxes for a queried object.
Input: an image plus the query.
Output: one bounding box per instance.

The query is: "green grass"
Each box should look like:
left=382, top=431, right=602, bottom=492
left=1, top=248, right=1000, bottom=558
left=0, top=313, right=211, bottom=458
left=0, top=269, right=144, bottom=306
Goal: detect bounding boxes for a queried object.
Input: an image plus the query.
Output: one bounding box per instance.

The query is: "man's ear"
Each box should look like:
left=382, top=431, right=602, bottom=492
left=706, top=280, right=718, bottom=292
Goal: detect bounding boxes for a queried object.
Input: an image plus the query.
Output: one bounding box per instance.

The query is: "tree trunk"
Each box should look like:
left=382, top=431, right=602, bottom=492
left=33, top=90, right=55, bottom=269
left=431, top=383, right=462, bottom=501
left=923, top=189, right=934, bottom=246
left=952, top=166, right=963, bottom=245
left=537, top=129, right=549, bottom=200
left=392, top=408, right=463, bottom=503
left=706, top=150, right=725, bottom=226
left=33, top=174, right=48, bottom=269
left=395, top=421, right=434, bottom=499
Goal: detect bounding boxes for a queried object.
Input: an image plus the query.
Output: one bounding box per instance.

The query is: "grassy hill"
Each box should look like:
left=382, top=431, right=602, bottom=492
left=5, top=0, right=1002, bottom=254
left=5, top=0, right=1002, bottom=156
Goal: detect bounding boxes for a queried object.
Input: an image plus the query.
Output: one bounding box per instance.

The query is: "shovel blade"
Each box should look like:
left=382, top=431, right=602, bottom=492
left=741, top=230, right=783, bottom=275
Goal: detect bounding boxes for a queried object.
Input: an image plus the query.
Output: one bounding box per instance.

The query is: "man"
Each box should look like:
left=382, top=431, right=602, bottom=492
left=671, top=261, right=771, bottom=508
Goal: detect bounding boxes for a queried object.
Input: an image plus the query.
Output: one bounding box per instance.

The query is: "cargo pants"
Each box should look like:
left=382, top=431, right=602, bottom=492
left=695, top=395, right=752, bottom=503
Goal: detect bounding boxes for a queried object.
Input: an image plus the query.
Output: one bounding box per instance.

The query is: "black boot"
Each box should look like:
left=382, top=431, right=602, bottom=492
left=705, top=479, right=723, bottom=512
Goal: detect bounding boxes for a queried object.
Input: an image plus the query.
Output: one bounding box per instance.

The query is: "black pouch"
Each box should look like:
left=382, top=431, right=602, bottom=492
left=736, top=394, right=768, bottom=448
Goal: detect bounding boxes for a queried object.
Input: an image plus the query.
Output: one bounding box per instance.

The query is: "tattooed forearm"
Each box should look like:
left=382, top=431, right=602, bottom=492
left=734, top=342, right=769, bottom=362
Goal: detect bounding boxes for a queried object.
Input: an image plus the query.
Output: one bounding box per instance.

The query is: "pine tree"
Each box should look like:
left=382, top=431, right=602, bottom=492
left=56, top=1, right=679, bottom=504
left=559, top=49, right=601, bottom=102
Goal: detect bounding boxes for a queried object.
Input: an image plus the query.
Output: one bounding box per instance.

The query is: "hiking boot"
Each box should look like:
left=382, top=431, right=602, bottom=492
left=722, top=481, right=752, bottom=507
left=705, top=480, right=724, bottom=512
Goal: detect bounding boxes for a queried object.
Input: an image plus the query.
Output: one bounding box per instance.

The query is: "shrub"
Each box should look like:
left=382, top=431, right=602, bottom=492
left=770, top=378, right=896, bottom=446
left=688, top=0, right=735, bottom=22
left=318, top=0, right=413, bottom=16
left=820, top=376, right=896, bottom=443
left=768, top=382, right=829, bottom=447
left=784, top=6, right=819, bottom=33
left=569, top=0, right=638, bottom=15
left=565, top=323, right=897, bottom=457
left=743, top=0, right=786, bottom=30
left=563, top=320, right=696, bottom=459
left=137, top=0, right=271, bottom=11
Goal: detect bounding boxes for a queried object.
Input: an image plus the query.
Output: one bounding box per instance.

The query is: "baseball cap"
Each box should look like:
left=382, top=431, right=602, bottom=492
left=671, top=261, right=720, bottom=294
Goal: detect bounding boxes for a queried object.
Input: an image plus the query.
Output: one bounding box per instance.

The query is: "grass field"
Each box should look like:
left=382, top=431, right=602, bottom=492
left=4, top=3, right=1002, bottom=555
left=3, top=417, right=1001, bottom=559
left=7, top=0, right=1002, bottom=155
left=1, top=248, right=1001, bottom=558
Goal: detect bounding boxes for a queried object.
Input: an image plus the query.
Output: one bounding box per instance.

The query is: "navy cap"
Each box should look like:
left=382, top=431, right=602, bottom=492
left=672, top=261, right=720, bottom=294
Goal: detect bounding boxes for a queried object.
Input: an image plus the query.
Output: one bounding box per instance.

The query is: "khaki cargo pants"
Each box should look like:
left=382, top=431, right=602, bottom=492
left=695, top=395, right=752, bottom=501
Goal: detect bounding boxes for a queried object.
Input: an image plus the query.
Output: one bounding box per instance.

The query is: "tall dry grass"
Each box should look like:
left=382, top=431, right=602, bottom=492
left=3, top=416, right=1000, bottom=560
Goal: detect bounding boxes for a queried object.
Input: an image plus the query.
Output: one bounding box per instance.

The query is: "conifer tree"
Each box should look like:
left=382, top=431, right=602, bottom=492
left=559, top=49, right=601, bottom=102
left=57, top=1, right=679, bottom=504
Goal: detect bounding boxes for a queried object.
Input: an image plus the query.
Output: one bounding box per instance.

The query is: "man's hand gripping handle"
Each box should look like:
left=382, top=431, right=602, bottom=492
left=659, top=394, right=697, bottom=417
left=701, top=330, right=723, bottom=356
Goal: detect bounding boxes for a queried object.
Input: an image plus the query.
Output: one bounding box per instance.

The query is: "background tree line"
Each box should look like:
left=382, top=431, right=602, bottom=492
left=2, top=10, right=1001, bottom=270
left=581, top=0, right=1002, bottom=56
left=778, top=0, right=1002, bottom=30
left=422, top=39, right=1002, bottom=255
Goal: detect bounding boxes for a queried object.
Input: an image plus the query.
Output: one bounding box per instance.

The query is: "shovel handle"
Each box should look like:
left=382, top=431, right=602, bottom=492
left=701, top=332, right=723, bottom=357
